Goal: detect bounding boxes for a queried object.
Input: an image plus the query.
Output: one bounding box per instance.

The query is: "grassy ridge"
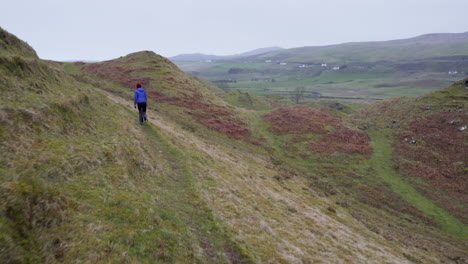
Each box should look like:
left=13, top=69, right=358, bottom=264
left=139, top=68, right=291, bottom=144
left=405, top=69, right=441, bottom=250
left=0, top=46, right=250, bottom=262
left=254, top=32, right=468, bottom=64
left=0, top=27, right=38, bottom=58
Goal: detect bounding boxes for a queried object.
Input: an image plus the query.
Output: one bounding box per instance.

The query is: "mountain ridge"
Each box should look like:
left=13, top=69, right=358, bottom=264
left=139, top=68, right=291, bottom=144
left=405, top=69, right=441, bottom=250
left=169, top=46, right=283, bottom=62
left=250, top=32, right=468, bottom=64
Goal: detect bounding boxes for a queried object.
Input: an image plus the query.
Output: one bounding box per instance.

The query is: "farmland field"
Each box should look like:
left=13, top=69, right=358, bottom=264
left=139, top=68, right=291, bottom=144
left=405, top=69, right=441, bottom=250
left=177, top=60, right=461, bottom=101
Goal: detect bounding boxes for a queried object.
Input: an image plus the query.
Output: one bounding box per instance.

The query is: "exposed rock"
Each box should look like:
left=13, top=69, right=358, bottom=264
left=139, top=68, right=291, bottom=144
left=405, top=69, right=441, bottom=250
left=328, top=102, right=345, bottom=111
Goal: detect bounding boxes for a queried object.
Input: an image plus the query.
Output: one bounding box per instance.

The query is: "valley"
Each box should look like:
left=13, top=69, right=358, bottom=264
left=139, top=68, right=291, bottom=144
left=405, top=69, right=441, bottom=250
left=174, top=33, right=467, bottom=102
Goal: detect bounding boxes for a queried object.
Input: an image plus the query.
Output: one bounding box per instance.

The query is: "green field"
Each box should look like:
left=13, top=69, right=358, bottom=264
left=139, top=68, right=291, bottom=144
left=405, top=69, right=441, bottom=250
left=177, top=60, right=460, bottom=100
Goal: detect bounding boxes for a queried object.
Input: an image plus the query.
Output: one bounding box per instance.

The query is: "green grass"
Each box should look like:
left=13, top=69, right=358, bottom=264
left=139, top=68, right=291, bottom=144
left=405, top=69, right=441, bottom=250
left=368, top=130, right=467, bottom=239
left=1, top=100, right=251, bottom=263
left=0, top=53, right=252, bottom=263
left=0, top=27, right=38, bottom=58
left=178, top=59, right=457, bottom=100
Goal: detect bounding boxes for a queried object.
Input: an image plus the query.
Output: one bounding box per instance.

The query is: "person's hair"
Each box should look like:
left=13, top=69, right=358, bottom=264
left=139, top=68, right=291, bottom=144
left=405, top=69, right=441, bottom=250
left=136, top=83, right=142, bottom=88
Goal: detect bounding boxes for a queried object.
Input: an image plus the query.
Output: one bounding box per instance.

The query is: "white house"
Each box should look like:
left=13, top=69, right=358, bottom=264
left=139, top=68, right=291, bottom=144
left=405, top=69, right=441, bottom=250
left=299, top=64, right=308, bottom=68
left=265, top=60, right=272, bottom=63
left=332, top=66, right=340, bottom=70
left=321, top=63, right=327, bottom=67
left=448, top=70, right=458, bottom=75
left=279, top=62, right=287, bottom=65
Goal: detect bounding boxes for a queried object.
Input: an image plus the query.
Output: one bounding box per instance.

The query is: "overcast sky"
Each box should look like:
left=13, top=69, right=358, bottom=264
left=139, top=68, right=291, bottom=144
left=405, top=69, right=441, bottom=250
left=1, top=0, right=467, bottom=61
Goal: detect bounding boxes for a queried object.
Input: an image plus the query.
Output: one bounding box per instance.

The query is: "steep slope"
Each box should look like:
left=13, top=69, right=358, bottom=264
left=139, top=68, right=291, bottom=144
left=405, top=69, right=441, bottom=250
left=253, top=32, right=468, bottom=64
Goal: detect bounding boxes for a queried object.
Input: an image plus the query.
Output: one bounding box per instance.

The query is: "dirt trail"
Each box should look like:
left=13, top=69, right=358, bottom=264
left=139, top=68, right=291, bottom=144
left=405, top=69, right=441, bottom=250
left=101, top=90, right=425, bottom=263
left=101, top=90, right=239, bottom=165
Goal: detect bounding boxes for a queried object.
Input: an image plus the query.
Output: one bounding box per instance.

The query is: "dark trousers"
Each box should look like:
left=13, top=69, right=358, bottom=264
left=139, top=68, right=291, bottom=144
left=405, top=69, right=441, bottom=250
left=137, top=102, right=147, bottom=123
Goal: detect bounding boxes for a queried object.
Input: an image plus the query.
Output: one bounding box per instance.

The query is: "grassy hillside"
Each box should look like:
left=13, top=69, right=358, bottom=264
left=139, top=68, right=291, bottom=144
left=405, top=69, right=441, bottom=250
left=352, top=78, right=468, bottom=226
left=254, top=32, right=468, bottom=64
left=0, top=27, right=38, bottom=58
left=0, top=31, right=250, bottom=263
left=1, top=28, right=467, bottom=263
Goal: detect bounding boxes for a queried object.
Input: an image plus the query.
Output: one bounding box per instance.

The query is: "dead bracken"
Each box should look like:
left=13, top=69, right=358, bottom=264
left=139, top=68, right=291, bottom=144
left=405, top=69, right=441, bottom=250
left=310, top=128, right=373, bottom=155
left=81, top=60, right=154, bottom=88
left=149, top=89, right=253, bottom=142
left=394, top=111, right=467, bottom=221
left=81, top=58, right=256, bottom=143
left=263, top=107, right=341, bottom=135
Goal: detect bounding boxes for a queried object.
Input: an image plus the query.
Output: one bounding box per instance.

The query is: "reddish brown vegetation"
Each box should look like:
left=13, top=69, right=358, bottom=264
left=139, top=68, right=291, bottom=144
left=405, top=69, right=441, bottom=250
left=310, top=129, right=373, bottom=155
left=264, top=107, right=341, bottom=135
left=264, top=107, right=372, bottom=156
left=81, top=58, right=255, bottom=143
left=394, top=112, right=467, bottom=221
left=81, top=61, right=154, bottom=88
left=148, top=90, right=253, bottom=142
left=195, top=117, right=250, bottom=140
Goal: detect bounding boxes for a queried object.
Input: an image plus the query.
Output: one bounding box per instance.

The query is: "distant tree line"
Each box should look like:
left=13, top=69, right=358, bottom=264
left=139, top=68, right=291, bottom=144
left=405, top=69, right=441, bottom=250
left=251, top=78, right=276, bottom=82
left=213, top=79, right=237, bottom=83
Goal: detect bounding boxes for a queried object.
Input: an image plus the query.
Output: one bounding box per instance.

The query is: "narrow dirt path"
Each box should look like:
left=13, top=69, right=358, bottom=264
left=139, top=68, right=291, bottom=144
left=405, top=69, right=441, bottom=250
left=100, top=90, right=240, bottom=165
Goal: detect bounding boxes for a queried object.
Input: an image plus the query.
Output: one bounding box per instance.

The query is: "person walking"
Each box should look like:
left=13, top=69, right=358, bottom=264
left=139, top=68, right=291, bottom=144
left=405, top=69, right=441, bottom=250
left=134, top=83, right=148, bottom=124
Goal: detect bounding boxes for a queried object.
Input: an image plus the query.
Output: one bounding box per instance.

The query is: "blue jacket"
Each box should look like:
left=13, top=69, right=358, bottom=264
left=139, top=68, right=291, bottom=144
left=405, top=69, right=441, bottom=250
left=134, top=88, right=147, bottom=105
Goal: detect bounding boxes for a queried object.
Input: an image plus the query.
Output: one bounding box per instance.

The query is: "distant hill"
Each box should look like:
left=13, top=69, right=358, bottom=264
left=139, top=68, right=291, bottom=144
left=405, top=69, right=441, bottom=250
left=235, top=47, right=284, bottom=57
left=168, top=53, right=224, bottom=62
left=170, top=46, right=283, bottom=62
left=252, top=32, right=468, bottom=64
